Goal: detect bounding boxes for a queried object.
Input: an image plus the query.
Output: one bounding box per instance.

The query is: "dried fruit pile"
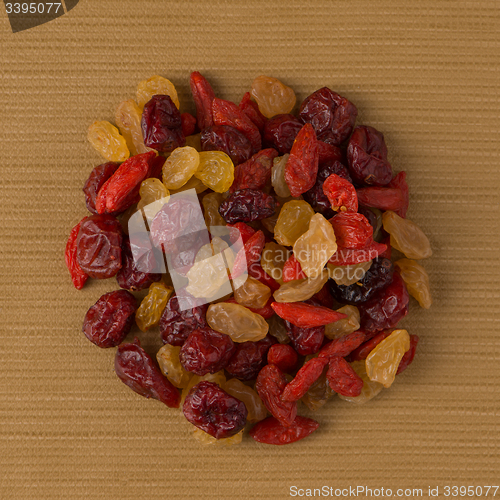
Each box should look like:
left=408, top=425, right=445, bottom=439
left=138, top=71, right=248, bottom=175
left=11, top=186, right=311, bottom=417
left=65, top=73, right=432, bottom=446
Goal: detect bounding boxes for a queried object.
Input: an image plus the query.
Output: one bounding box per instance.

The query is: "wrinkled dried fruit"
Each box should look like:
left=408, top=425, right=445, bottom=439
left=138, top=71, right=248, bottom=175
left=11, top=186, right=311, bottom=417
left=88, top=120, right=130, bottom=162
left=329, top=212, right=373, bottom=249
left=274, top=200, right=315, bottom=247
left=324, top=305, right=360, bottom=339
left=195, top=150, right=235, bottom=193
left=234, top=276, right=272, bottom=309
left=224, top=378, right=267, bottom=422
left=319, top=331, right=366, bottom=359
left=115, top=99, right=152, bottom=156
left=181, top=112, right=197, bottom=137
left=137, top=75, right=180, bottom=109
left=183, top=381, right=247, bottom=439
left=266, top=314, right=291, bottom=344
left=282, top=357, right=329, bottom=402
left=251, top=75, right=296, bottom=119
left=273, top=270, right=329, bottom=303
left=382, top=210, right=432, bottom=260
left=156, top=344, right=192, bottom=389
left=282, top=254, right=307, bottom=283
left=219, top=189, right=276, bottom=224
left=394, top=258, right=432, bottom=309
left=285, top=323, right=324, bottom=356
left=326, top=355, right=363, bottom=397
left=83, top=162, right=121, bottom=215
left=192, top=427, right=243, bottom=447
left=267, top=344, right=298, bottom=373
left=271, top=302, right=347, bottom=328
left=328, top=240, right=387, bottom=266
left=202, top=191, right=227, bottom=230
left=263, top=114, right=302, bottom=153
left=349, top=329, right=392, bottom=362
left=190, top=71, right=216, bottom=130
left=239, top=91, right=268, bottom=131
left=201, top=124, right=253, bottom=165
left=323, top=174, right=358, bottom=213
left=230, top=148, right=278, bottom=192
left=301, top=364, right=334, bottom=411
left=135, top=282, right=173, bottom=332
left=115, top=338, right=180, bottom=408
left=162, top=146, right=200, bottom=190
left=180, top=371, right=227, bottom=407
left=271, top=154, right=292, bottom=198
left=136, top=178, right=170, bottom=220
left=396, top=334, right=419, bottom=375
left=65, top=217, right=89, bottom=289
left=232, top=230, right=265, bottom=279
left=260, top=241, right=289, bottom=285
left=338, top=360, right=384, bottom=404
left=250, top=415, right=319, bottom=445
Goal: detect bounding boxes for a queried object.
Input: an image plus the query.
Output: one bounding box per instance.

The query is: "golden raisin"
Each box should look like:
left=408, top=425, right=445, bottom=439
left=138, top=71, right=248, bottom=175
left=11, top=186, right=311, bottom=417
left=234, top=276, right=271, bottom=309
left=394, top=258, right=432, bottom=309
left=169, top=175, right=208, bottom=194
left=273, top=270, right=329, bottom=303
left=87, top=121, right=130, bottom=162
left=251, top=75, right=296, bottom=118
left=137, top=75, right=180, bottom=109
left=137, top=178, right=170, bottom=221
left=266, top=314, right=291, bottom=344
left=271, top=154, right=291, bottom=197
left=274, top=200, right=315, bottom=247
left=202, top=191, right=227, bottom=230
left=224, top=378, right=267, bottom=422
left=261, top=242, right=289, bottom=286
left=324, top=305, right=360, bottom=339
left=135, top=282, right=173, bottom=332
left=195, top=151, right=235, bottom=193
left=156, top=344, right=192, bottom=388
left=162, top=146, right=200, bottom=190
left=115, top=99, right=152, bottom=155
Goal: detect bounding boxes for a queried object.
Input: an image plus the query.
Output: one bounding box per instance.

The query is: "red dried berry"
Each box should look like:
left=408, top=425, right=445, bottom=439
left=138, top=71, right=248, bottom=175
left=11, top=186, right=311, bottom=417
left=347, top=125, right=392, bottom=186
left=281, top=357, right=329, bottom=402
left=326, top=355, right=363, bottom=397
left=115, top=337, right=180, bottom=408
left=181, top=112, right=197, bottom=137
left=378, top=236, right=392, bottom=260
left=76, top=214, right=123, bottom=279
left=263, top=114, right=303, bottom=154
left=349, top=329, right=393, bottom=361
left=319, top=331, right=366, bottom=359
left=329, top=212, right=373, bottom=249
left=271, top=302, right=347, bottom=328
left=219, top=189, right=276, bottom=224
left=299, top=87, right=358, bottom=146
left=250, top=416, right=319, bottom=445
left=231, top=230, right=266, bottom=279
left=312, top=284, right=336, bottom=309
left=183, top=381, right=248, bottom=439
left=239, top=92, right=267, bottom=131
left=396, top=334, right=419, bottom=375
left=255, top=364, right=297, bottom=427
left=82, top=290, right=136, bottom=348
left=190, top=71, right=216, bottom=130
left=247, top=261, right=280, bottom=292
left=142, top=95, right=185, bottom=153
left=200, top=124, right=253, bottom=165
left=328, top=240, right=387, bottom=266
left=322, top=173, right=358, bottom=213
left=267, top=344, right=299, bottom=374
left=227, top=222, right=256, bottom=245
left=180, top=328, right=236, bottom=376
left=230, top=148, right=278, bottom=192
left=317, top=141, right=344, bottom=165
left=83, top=162, right=120, bottom=215
left=284, top=123, right=319, bottom=197
left=282, top=254, right=307, bottom=283
left=65, top=217, right=89, bottom=289
left=284, top=322, right=325, bottom=356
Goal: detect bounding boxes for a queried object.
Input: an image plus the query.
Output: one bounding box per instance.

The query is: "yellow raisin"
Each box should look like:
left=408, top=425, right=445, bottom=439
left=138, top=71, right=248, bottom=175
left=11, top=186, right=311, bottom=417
left=327, top=260, right=372, bottom=286
left=192, top=427, right=243, bottom=446
left=206, top=303, right=269, bottom=343
left=273, top=270, right=329, bottom=303
left=301, top=365, right=335, bottom=411
left=195, top=151, right=235, bottom=193
left=87, top=120, right=130, bottom=162
left=223, top=378, right=267, bottom=422
left=250, top=75, right=296, bottom=118
left=185, top=133, right=202, bottom=151
left=156, top=344, right=192, bottom=389
left=271, top=154, right=291, bottom=197
left=137, top=75, right=180, bottom=109
left=293, top=213, right=337, bottom=278
left=266, top=314, right=291, bottom=344
left=324, top=305, right=360, bottom=339
left=181, top=371, right=226, bottom=406
left=135, top=282, right=173, bottom=332
left=394, top=258, right=432, bottom=309
left=202, top=191, right=227, bottom=230
left=169, top=175, right=208, bottom=194
left=137, top=178, right=170, bottom=221
left=234, top=276, right=271, bottom=309
left=115, top=99, right=152, bottom=155
left=382, top=210, right=432, bottom=260
left=338, top=361, right=384, bottom=404
left=365, top=329, right=411, bottom=388
left=261, top=242, right=289, bottom=286
left=274, top=200, right=315, bottom=247
left=261, top=210, right=280, bottom=234
left=162, top=146, right=200, bottom=190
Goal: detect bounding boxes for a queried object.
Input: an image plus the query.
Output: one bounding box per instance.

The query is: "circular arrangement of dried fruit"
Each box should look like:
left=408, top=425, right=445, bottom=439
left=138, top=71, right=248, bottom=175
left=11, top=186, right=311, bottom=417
left=65, top=73, right=432, bottom=446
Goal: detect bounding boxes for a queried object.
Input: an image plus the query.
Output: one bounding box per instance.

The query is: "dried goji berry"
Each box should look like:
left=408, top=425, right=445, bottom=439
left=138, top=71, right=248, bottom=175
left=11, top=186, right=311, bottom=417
left=190, top=71, right=216, bottom=130
left=65, top=217, right=89, bottom=289
left=322, top=173, right=358, bottom=213
left=271, top=302, right=347, bottom=328
left=348, top=329, right=393, bottom=361
left=267, top=344, right=298, bottom=374
left=230, top=148, right=278, bottom=192
left=282, top=254, right=307, bottom=283
left=396, top=334, right=419, bottom=374
left=239, top=91, right=267, bottom=131
left=329, top=212, right=373, bottom=249
left=328, top=240, right=387, bottom=266
left=250, top=415, right=319, bottom=445
left=263, top=114, right=303, bottom=154
left=180, top=112, right=197, bottom=137
left=255, top=364, right=297, bottom=427
left=318, top=331, right=366, bottom=359
left=326, top=355, right=363, bottom=397
left=281, top=357, right=329, bottom=402
left=83, top=162, right=120, bottom=215
left=231, top=229, right=266, bottom=279
left=284, top=123, right=319, bottom=197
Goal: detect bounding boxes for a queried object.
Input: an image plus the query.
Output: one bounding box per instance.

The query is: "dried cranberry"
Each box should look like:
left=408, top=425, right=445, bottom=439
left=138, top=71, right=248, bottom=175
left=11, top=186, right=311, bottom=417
left=225, top=335, right=276, bottom=381
left=82, top=290, right=136, bottom=348
left=159, top=295, right=208, bottom=346
left=141, top=95, right=185, bottom=153
left=65, top=217, right=89, bottom=289
left=266, top=344, right=299, bottom=374
left=359, top=271, right=409, bottom=332
left=263, top=114, right=303, bottom=154
left=116, top=236, right=162, bottom=291
left=115, top=338, right=180, bottom=408
left=317, top=141, right=344, bottom=165
left=329, top=257, right=394, bottom=305
left=322, top=173, right=358, bottom=213
left=230, top=148, right=278, bottom=192
left=83, top=162, right=120, bottom=215
left=76, top=214, right=123, bottom=279
left=180, top=112, right=197, bottom=137
left=284, top=321, right=325, bottom=356
left=347, top=125, right=392, bottom=186
left=180, top=328, right=235, bottom=376
left=190, top=71, right=216, bottom=130
left=183, top=381, right=247, bottom=439
left=396, top=334, right=419, bottom=375
left=219, top=189, right=276, bottom=224
left=299, top=87, right=357, bottom=146
left=200, top=124, right=253, bottom=165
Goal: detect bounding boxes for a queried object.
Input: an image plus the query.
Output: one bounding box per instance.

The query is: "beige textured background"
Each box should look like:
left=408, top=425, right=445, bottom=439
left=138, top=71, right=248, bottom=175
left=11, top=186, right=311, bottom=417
left=1, top=1, right=499, bottom=499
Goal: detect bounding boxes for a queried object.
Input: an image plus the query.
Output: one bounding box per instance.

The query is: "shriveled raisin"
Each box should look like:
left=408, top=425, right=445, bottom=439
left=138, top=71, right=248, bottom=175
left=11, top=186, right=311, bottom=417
left=337, top=360, right=383, bottom=404
left=162, top=146, right=200, bottom=190
left=200, top=125, right=253, bottom=165
left=260, top=241, right=289, bottom=286
left=195, top=150, right=235, bottom=193
left=274, top=200, right=315, bottom=247
left=273, top=270, right=329, bottom=303
left=156, top=344, right=192, bottom=389
left=202, top=191, right=227, bottom=230
left=263, top=114, right=303, bottom=154
left=135, top=282, right=173, bottom=332
left=137, top=75, right=180, bottom=109
left=234, top=276, right=271, bottom=309
left=115, top=99, right=153, bottom=156
left=251, top=75, right=296, bottom=119
left=223, top=378, right=267, bottom=422
left=271, top=154, right=291, bottom=198
left=327, top=260, right=372, bottom=286
left=324, top=305, right=360, bottom=339
left=394, top=258, right=432, bottom=309
left=219, top=189, right=276, bottom=224
left=87, top=120, right=130, bottom=162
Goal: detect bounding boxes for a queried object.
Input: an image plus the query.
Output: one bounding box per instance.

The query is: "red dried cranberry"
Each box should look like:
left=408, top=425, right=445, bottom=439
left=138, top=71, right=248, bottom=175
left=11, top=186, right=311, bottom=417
left=200, top=124, right=253, bottom=165
left=284, top=321, right=325, bottom=356
left=183, top=381, right=247, bottom=439
left=263, top=114, right=303, bottom=154
left=396, top=334, right=419, bottom=375
left=83, top=162, right=120, bottom=215
left=267, top=344, right=298, bottom=373
left=230, top=148, right=278, bottom=192
left=219, top=189, right=276, bottom=224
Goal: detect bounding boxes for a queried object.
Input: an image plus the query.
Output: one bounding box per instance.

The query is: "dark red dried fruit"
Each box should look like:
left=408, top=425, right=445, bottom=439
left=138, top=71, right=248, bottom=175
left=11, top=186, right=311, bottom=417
left=82, top=290, right=136, bottom=348
left=329, top=257, right=394, bottom=305
left=83, top=162, right=120, bottom=215
left=159, top=294, right=208, bottom=346
left=239, top=92, right=267, bottom=131
left=183, top=381, right=247, bottom=439
left=312, top=284, right=336, bottom=309
left=359, top=271, right=409, bottom=332
left=116, top=236, right=162, bottom=291
left=212, top=97, right=262, bottom=153
left=76, top=214, right=123, bottom=279
left=227, top=222, right=256, bottom=245
left=255, top=364, right=297, bottom=427
left=322, top=173, right=358, bottom=213
left=181, top=112, right=197, bottom=137
left=230, top=148, right=278, bottom=192
left=225, top=335, right=276, bottom=381
left=284, top=123, right=319, bottom=197
left=299, top=87, right=358, bottom=146
left=115, top=337, right=180, bottom=408
left=326, top=355, right=363, bottom=397
left=141, top=95, right=185, bottom=153
left=396, top=334, right=419, bottom=375
left=180, top=328, right=235, bottom=376
left=329, top=212, right=373, bottom=249
left=284, top=322, right=325, bottom=356
left=328, top=240, right=387, bottom=266
left=282, top=254, right=306, bottom=283
left=267, top=344, right=298, bottom=374
left=347, top=125, right=392, bottom=186
left=231, top=230, right=266, bottom=279
left=65, top=217, right=89, bottom=289
left=348, top=329, right=393, bottom=362
left=190, top=71, right=216, bottom=130
left=263, top=114, right=303, bottom=154
left=319, top=331, right=366, bottom=359
left=219, top=189, right=276, bottom=224
left=250, top=415, right=319, bottom=445
left=247, top=261, right=280, bottom=292
left=281, top=357, right=329, bottom=402
left=271, top=302, right=347, bottom=328
left=317, top=141, right=344, bottom=165
left=200, top=124, right=253, bottom=165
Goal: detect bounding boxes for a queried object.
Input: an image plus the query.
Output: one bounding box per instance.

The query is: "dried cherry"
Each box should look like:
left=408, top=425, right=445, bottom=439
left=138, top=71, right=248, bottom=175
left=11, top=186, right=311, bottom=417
left=284, top=321, right=325, bottom=356
left=266, top=344, right=298, bottom=374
